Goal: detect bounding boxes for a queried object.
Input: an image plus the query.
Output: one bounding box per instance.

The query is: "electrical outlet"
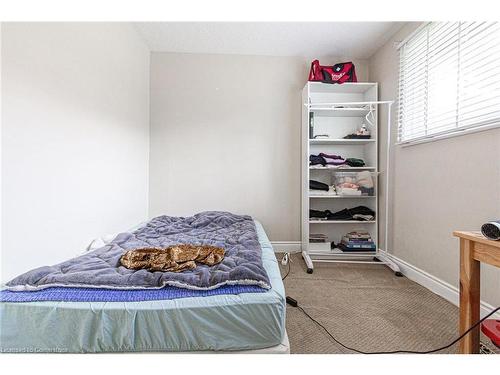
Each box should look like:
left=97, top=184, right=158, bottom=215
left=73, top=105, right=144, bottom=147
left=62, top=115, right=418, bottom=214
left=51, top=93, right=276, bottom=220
left=281, top=252, right=290, bottom=266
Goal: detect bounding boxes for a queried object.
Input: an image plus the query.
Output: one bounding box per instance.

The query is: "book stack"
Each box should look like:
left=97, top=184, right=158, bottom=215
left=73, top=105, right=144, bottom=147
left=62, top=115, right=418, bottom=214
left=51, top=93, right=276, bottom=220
left=338, top=231, right=376, bottom=252
left=309, top=233, right=337, bottom=252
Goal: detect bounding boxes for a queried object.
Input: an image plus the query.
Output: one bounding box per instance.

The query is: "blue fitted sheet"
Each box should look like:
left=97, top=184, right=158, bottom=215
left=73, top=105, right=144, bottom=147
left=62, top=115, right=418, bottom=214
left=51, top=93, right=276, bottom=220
left=0, top=285, right=266, bottom=303
left=0, top=220, right=286, bottom=353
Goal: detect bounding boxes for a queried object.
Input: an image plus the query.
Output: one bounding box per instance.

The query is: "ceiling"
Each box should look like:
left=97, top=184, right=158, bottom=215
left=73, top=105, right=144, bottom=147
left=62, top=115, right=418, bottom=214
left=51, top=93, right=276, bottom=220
left=134, top=22, right=405, bottom=59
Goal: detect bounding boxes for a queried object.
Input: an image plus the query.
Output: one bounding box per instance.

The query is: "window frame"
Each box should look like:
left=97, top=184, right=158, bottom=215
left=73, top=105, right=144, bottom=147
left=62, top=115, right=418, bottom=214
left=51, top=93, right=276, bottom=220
left=396, top=22, right=500, bottom=146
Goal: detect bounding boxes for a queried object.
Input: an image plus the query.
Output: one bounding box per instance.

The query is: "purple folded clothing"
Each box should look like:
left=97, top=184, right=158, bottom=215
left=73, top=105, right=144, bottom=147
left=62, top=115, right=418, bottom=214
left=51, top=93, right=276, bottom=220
left=319, top=152, right=342, bottom=160
left=319, top=153, right=346, bottom=165
left=0, top=284, right=266, bottom=303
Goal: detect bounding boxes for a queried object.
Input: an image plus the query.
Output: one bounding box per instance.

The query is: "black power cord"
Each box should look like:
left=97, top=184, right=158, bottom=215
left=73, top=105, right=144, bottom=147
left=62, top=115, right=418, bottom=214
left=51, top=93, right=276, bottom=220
left=289, top=299, right=500, bottom=354
left=281, top=259, right=292, bottom=281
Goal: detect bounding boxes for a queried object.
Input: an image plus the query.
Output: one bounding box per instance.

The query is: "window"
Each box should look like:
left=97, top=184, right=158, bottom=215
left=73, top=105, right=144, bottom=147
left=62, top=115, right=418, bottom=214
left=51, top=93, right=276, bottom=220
left=398, top=22, right=500, bottom=144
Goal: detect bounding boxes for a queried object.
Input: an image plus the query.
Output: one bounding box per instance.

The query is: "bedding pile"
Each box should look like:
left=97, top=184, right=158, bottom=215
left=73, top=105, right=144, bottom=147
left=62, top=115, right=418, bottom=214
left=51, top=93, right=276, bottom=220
left=0, top=220, right=286, bottom=353
left=1, top=211, right=271, bottom=301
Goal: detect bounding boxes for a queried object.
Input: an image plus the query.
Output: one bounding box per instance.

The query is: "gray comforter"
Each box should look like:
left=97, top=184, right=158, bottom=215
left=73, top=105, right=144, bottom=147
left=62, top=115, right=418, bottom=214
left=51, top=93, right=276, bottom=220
left=5, top=211, right=271, bottom=291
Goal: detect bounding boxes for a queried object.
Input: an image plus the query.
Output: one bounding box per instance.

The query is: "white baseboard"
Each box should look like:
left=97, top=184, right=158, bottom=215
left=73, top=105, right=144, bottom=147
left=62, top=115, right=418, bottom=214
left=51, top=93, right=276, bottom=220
left=271, top=241, right=302, bottom=254
left=385, top=253, right=500, bottom=319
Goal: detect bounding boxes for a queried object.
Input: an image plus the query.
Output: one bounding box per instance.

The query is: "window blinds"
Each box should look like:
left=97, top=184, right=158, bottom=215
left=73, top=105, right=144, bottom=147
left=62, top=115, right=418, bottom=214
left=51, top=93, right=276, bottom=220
left=398, top=22, right=500, bottom=144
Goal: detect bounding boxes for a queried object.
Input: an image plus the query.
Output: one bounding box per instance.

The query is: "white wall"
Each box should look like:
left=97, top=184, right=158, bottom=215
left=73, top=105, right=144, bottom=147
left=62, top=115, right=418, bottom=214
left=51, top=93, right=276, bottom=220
left=3, top=22, right=497, bottom=308
left=369, top=23, right=500, bottom=307
left=149, top=52, right=368, bottom=242
left=1, top=23, right=150, bottom=282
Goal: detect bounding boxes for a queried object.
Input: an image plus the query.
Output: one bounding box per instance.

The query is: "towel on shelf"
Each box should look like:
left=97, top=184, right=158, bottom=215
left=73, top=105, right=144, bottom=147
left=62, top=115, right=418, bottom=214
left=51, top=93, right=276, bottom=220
left=337, top=187, right=362, bottom=196
left=345, top=158, right=365, bottom=167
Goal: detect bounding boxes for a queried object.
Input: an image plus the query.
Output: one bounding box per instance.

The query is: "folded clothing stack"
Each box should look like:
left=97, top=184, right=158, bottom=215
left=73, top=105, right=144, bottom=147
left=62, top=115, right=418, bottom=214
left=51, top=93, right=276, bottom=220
left=309, top=206, right=375, bottom=221
left=338, top=231, right=376, bottom=252
left=319, top=153, right=345, bottom=165
left=344, top=158, right=365, bottom=167
left=309, top=154, right=365, bottom=168
left=309, top=179, right=337, bottom=195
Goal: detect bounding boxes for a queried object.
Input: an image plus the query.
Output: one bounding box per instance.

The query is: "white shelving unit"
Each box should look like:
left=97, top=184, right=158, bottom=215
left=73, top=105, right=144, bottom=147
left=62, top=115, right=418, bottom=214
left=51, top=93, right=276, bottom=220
left=309, top=139, right=376, bottom=145
left=301, top=82, right=401, bottom=275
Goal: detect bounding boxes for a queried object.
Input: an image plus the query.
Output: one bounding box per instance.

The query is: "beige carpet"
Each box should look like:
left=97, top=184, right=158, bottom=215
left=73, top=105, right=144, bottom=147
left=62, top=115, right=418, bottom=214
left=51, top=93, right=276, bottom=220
left=279, top=253, right=498, bottom=354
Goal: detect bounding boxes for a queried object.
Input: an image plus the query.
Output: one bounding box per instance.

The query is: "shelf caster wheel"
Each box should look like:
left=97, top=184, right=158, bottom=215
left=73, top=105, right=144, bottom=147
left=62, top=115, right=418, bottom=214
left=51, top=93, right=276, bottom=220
left=395, top=271, right=403, bottom=277
left=307, top=268, right=313, bottom=274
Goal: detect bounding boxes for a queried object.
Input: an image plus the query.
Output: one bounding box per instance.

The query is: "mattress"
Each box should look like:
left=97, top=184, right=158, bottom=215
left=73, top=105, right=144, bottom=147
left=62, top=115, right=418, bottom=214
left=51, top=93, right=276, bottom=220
left=190, top=331, right=290, bottom=354
left=0, top=220, right=286, bottom=353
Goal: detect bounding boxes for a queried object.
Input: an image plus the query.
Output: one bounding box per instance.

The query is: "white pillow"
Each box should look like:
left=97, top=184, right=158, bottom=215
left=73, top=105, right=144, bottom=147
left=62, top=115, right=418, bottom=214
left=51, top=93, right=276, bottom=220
left=83, top=220, right=148, bottom=253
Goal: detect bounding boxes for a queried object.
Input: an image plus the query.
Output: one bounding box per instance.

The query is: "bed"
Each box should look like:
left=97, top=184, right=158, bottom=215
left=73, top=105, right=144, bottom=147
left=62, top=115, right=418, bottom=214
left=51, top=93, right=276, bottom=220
left=0, top=218, right=288, bottom=353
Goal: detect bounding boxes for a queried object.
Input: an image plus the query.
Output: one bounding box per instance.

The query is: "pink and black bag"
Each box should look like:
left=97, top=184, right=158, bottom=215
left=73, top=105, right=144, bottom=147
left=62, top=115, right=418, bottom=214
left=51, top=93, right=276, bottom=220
left=308, top=60, right=357, bottom=84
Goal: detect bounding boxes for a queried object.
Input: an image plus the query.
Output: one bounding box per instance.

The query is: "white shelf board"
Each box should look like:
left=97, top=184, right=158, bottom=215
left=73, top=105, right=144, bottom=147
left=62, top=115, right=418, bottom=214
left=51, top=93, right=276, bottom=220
left=309, top=138, right=375, bottom=145
left=309, top=220, right=377, bottom=224
left=308, top=251, right=376, bottom=257
left=309, top=166, right=376, bottom=171
left=309, top=195, right=375, bottom=199
left=308, top=82, right=377, bottom=94
left=308, top=251, right=344, bottom=256
left=310, top=107, right=370, bottom=117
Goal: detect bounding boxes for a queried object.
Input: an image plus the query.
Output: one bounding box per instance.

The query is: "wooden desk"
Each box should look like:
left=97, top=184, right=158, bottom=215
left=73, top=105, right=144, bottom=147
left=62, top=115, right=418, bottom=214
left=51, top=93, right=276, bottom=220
left=453, top=231, right=500, bottom=354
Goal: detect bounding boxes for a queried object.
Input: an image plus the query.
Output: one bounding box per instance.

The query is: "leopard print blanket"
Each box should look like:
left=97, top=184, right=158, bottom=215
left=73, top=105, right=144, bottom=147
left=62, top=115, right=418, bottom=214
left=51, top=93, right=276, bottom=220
left=120, top=245, right=225, bottom=272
